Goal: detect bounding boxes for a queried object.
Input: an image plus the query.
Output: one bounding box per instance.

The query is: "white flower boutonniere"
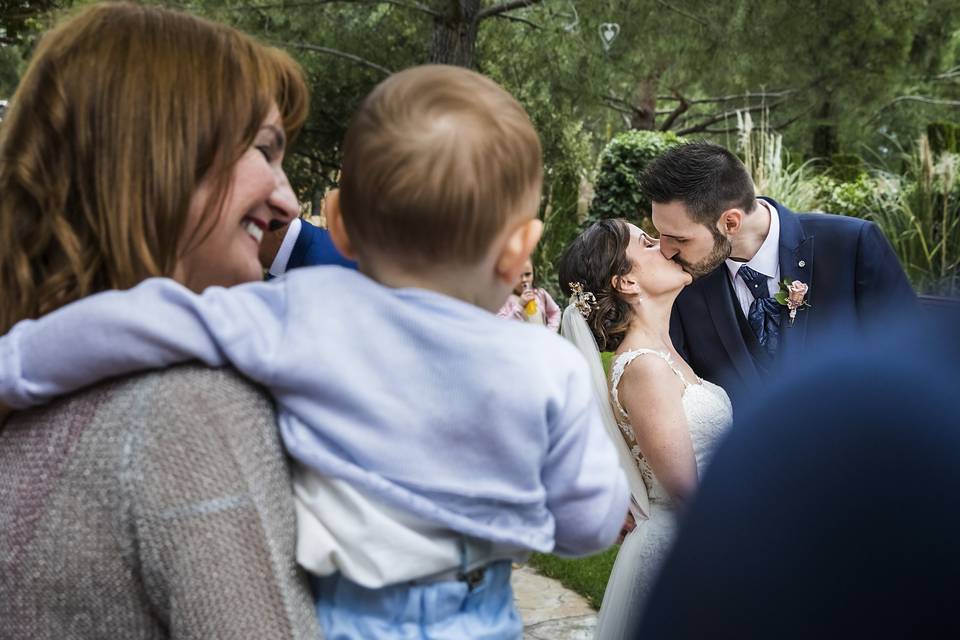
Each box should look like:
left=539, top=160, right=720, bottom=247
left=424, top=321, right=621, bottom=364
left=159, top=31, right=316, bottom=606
left=774, top=279, right=810, bottom=326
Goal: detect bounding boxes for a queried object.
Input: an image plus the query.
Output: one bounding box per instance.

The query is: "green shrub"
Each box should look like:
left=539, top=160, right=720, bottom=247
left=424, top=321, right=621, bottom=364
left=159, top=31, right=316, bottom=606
left=870, top=136, right=960, bottom=295
left=534, top=119, right=595, bottom=302
left=828, top=153, right=867, bottom=182
left=812, top=173, right=898, bottom=218
left=587, top=130, right=682, bottom=226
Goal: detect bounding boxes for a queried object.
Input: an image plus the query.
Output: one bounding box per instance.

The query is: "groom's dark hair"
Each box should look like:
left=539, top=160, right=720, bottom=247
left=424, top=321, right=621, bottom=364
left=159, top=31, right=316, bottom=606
left=641, top=142, right=755, bottom=227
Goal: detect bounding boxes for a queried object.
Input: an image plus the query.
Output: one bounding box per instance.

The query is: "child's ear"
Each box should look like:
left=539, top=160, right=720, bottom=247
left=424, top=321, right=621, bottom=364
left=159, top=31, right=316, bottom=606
left=325, top=189, right=357, bottom=260
left=496, top=217, right=543, bottom=284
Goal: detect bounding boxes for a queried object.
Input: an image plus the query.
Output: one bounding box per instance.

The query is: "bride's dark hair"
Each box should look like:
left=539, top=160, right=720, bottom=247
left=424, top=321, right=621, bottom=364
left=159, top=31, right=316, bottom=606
left=558, top=218, right=633, bottom=351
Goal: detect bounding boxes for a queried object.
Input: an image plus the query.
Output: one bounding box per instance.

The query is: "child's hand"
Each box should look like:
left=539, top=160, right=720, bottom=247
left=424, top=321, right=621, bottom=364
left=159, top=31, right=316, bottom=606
left=519, top=289, right=537, bottom=304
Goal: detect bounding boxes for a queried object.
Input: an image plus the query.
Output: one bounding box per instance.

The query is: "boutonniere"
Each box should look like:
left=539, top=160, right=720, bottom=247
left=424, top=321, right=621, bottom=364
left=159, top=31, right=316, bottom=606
left=774, top=279, right=810, bottom=325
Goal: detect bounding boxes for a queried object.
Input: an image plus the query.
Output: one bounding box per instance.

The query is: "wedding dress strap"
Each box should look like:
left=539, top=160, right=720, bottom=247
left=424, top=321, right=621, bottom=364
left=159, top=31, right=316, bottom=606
left=610, top=349, right=691, bottom=419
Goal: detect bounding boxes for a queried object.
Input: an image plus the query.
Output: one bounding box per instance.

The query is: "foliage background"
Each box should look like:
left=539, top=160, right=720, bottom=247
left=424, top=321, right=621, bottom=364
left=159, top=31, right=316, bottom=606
left=2, top=0, right=959, bottom=295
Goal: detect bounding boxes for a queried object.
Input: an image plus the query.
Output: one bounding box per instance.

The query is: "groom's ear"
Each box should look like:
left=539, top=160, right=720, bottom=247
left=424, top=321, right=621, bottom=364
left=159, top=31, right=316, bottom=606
left=718, top=208, right=745, bottom=236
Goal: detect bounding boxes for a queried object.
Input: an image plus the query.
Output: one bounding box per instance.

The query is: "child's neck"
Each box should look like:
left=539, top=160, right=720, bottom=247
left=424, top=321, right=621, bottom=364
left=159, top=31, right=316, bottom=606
left=361, top=259, right=502, bottom=311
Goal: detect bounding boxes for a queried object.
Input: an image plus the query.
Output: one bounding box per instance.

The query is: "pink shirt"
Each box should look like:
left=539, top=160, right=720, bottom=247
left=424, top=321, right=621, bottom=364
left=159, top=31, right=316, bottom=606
left=497, top=288, right=561, bottom=332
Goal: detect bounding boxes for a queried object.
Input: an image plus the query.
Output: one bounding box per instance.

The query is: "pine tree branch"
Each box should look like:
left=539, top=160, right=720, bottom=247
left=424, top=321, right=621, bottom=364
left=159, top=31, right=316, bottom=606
left=222, top=1, right=441, bottom=17
left=282, top=42, right=392, bottom=76
left=603, top=102, right=638, bottom=117
left=658, top=93, right=689, bottom=131
left=657, top=90, right=797, bottom=104
left=477, top=0, right=543, bottom=20
left=869, top=95, right=960, bottom=122
left=487, top=11, right=541, bottom=28
left=378, top=0, right=441, bottom=17
left=934, top=65, right=960, bottom=80
left=675, top=101, right=786, bottom=136
left=655, top=0, right=708, bottom=27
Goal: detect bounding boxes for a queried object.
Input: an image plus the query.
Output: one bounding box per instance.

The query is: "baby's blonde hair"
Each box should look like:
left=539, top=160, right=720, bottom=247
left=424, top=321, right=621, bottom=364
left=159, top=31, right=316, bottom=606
left=339, top=65, right=543, bottom=268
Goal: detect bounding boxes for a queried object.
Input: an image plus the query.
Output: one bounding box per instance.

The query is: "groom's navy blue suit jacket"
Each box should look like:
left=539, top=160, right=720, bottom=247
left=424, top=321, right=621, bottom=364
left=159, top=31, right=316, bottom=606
left=287, top=219, right=357, bottom=271
left=669, top=197, right=915, bottom=406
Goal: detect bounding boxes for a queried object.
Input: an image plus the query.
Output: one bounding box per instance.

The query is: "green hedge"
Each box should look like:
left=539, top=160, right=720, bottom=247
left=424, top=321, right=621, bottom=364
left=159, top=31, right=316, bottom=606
left=588, top=130, right=682, bottom=225
left=813, top=174, right=886, bottom=217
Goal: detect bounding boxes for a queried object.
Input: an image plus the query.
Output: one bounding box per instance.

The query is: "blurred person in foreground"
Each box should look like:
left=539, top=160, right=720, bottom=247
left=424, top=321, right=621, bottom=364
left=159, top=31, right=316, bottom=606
left=636, top=305, right=959, bottom=639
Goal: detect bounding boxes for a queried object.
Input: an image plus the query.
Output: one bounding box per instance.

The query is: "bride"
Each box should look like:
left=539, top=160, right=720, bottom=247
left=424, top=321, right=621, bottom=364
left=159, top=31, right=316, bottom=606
left=558, top=218, right=733, bottom=638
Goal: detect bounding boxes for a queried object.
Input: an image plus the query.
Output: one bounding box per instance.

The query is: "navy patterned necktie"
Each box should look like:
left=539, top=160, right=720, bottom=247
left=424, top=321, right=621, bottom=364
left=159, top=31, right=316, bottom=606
left=738, top=265, right=781, bottom=358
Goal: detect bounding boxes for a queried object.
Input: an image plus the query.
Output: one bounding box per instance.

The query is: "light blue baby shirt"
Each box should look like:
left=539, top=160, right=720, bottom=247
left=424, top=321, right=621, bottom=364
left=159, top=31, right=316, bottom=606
left=1, top=267, right=629, bottom=554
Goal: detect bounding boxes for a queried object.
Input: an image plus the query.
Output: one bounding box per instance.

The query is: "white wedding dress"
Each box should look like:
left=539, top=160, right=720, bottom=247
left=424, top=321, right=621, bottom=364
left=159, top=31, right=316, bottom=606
left=593, top=348, right=732, bottom=639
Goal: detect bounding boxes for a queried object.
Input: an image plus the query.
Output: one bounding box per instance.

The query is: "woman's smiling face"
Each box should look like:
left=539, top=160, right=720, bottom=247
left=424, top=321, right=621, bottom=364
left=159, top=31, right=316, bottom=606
left=174, top=104, right=298, bottom=291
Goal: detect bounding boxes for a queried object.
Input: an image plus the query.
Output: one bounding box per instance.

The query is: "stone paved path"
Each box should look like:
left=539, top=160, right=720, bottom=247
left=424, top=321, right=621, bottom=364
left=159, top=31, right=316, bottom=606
left=512, top=564, right=597, bottom=639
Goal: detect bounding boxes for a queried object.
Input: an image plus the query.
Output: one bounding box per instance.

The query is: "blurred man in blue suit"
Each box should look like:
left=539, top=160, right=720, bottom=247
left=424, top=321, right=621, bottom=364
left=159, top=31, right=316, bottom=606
left=260, top=216, right=356, bottom=278
left=644, top=142, right=915, bottom=406
left=635, top=307, right=960, bottom=639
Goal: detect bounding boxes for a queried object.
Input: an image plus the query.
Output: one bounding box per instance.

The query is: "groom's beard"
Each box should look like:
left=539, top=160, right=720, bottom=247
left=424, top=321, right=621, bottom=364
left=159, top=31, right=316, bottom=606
left=675, top=227, right=732, bottom=280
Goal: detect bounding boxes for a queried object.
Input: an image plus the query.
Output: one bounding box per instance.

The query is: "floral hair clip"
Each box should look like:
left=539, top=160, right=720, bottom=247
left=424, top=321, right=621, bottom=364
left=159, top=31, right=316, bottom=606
left=569, top=281, right=598, bottom=318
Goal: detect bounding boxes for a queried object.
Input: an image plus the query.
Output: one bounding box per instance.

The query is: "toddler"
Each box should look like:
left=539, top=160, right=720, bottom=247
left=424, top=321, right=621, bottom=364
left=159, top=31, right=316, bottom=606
left=497, top=259, right=561, bottom=331
left=0, top=65, right=628, bottom=639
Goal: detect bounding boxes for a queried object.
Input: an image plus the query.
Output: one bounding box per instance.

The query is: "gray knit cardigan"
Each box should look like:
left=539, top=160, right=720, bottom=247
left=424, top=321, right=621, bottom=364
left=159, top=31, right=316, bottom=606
left=0, top=365, right=321, bottom=639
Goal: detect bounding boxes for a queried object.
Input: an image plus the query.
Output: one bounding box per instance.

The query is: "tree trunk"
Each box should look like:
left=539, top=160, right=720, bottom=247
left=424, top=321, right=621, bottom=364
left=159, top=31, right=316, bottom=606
left=430, top=0, right=481, bottom=68
left=812, top=100, right=837, bottom=158
left=629, top=75, right=659, bottom=130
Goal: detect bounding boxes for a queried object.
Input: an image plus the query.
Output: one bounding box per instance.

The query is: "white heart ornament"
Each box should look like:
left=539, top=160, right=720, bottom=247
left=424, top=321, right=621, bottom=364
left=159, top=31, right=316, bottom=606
left=599, top=22, right=620, bottom=50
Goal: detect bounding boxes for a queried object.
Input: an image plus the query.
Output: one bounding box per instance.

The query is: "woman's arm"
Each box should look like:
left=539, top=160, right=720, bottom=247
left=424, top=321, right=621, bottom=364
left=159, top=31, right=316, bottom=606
left=618, top=356, right=698, bottom=505
left=128, top=366, right=319, bottom=639
left=0, top=277, right=288, bottom=410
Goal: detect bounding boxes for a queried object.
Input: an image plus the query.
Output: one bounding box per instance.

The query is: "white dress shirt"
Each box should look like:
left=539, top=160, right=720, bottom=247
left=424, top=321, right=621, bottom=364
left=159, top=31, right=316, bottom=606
left=268, top=217, right=302, bottom=277
left=725, top=199, right=780, bottom=318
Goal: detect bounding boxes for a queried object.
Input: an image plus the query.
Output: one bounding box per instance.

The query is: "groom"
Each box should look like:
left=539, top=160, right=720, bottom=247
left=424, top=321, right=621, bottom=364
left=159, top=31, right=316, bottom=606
left=643, top=142, right=915, bottom=405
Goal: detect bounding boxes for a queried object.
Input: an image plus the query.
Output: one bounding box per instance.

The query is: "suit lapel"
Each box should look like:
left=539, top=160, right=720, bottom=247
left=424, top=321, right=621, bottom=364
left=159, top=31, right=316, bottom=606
left=768, top=198, right=814, bottom=362
left=286, top=220, right=312, bottom=271
left=700, top=266, right=759, bottom=383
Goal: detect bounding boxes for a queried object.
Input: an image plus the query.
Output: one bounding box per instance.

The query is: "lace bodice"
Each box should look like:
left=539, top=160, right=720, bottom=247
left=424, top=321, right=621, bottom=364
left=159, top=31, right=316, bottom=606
left=609, top=349, right=733, bottom=504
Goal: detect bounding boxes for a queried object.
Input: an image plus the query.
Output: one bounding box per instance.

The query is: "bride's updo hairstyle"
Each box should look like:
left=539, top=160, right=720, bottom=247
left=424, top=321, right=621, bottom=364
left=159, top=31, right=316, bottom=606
left=558, top=218, right=633, bottom=351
